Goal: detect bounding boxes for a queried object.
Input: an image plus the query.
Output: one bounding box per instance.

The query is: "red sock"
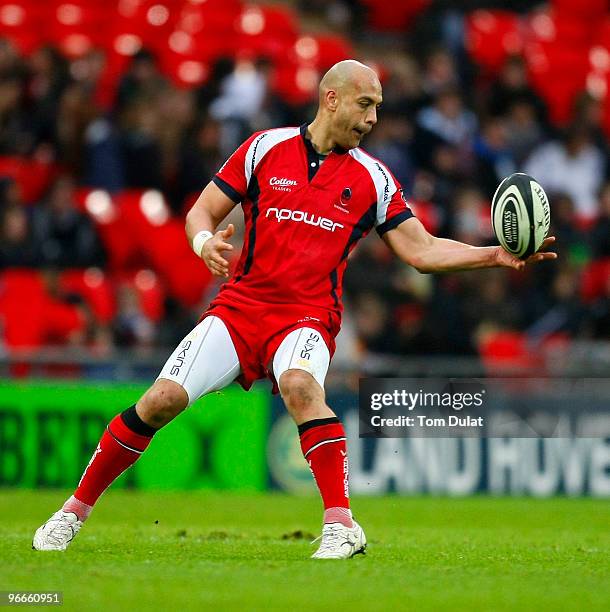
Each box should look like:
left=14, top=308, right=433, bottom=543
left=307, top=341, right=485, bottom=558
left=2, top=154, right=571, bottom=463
left=65, top=406, right=157, bottom=519
left=299, top=417, right=353, bottom=528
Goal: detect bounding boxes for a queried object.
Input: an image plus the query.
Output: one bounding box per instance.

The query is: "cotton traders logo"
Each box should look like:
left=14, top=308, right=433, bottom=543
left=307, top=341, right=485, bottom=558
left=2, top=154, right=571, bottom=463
left=269, top=177, right=298, bottom=192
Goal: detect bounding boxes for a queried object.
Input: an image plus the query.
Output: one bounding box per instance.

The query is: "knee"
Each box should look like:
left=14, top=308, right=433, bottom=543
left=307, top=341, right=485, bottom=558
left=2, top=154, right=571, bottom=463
left=279, top=369, right=324, bottom=418
left=137, top=379, right=189, bottom=428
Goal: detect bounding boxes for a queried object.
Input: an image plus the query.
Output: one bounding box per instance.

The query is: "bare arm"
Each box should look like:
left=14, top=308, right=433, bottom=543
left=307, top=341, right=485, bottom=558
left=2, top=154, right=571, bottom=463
left=185, top=181, right=237, bottom=242
left=185, top=181, right=239, bottom=277
left=383, top=217, right=557, bottom=273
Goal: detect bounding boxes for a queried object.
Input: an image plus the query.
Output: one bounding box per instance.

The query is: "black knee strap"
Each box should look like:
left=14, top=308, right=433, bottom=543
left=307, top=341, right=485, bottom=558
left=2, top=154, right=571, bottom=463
left=297, top=417, right=340, bottom=435
left=120, top=405, right=159, bottom=437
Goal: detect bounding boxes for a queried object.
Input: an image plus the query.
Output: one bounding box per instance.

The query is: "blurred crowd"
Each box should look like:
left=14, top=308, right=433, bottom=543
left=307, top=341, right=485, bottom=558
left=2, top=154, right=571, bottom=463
left=0, top=0, right=609, bottom=368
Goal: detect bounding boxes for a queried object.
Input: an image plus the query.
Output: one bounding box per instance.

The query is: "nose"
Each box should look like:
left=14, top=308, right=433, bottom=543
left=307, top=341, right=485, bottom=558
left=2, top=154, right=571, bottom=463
left=366, top=107, right=377, bottom=126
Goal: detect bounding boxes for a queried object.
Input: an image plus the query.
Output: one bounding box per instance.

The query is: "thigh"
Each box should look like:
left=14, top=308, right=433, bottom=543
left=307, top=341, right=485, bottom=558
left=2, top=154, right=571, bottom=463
left=156, top=316, right=241, bottom=405
left=272, top=327, right=330, bottom=391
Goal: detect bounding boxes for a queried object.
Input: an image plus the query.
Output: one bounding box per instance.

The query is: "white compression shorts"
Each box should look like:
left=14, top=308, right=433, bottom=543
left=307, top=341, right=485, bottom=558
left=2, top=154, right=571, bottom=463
left=156, top=316, right=330, bottom=405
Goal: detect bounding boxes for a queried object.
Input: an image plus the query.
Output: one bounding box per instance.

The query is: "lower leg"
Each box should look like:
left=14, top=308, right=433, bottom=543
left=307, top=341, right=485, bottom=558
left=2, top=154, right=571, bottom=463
left=279, top=370, right=353, bottom=528
left=63, top=380, right=188, bottom=520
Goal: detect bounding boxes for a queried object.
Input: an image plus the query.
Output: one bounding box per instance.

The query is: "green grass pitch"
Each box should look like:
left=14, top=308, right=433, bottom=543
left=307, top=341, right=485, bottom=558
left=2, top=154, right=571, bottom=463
left=2, top=490, right=609, bottom=611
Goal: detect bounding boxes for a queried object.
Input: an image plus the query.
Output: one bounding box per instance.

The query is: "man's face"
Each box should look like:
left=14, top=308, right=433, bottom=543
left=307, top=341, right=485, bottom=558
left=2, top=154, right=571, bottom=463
left=331, top=79, right=382, bottom=150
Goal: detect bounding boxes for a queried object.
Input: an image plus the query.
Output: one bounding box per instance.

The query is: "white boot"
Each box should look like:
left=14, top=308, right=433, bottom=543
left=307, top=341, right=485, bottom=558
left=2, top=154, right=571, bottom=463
left=311, top=521, right=367, bottom=559
left=32, top=510, right=82, bottom=551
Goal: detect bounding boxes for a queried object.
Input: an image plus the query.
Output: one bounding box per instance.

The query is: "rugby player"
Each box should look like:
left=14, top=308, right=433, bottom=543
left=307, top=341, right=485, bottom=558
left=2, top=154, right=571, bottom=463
left=33, top=60, right=556, bottom=559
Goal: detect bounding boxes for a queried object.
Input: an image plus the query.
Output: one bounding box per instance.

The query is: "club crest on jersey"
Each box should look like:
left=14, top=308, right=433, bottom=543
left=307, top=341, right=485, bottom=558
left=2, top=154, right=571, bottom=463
left=334, top=187, right=352, bottom=213
left=269, top=177, right=298, bottom=192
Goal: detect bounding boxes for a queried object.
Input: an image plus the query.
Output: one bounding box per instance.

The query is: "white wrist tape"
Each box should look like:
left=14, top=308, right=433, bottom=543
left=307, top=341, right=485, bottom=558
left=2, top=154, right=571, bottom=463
left=192, top=230, right=214, bottom=258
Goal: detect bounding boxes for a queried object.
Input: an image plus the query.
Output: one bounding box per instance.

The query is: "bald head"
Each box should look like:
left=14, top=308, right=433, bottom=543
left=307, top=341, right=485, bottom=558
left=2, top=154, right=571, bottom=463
left=319, top=60, right=381, bottom=100
left=309, top=60, right=382, bottom=151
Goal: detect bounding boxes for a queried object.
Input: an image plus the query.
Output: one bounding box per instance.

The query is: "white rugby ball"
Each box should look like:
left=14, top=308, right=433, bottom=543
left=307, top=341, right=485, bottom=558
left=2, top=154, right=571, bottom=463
left=491, top=173, right=551, bottom=259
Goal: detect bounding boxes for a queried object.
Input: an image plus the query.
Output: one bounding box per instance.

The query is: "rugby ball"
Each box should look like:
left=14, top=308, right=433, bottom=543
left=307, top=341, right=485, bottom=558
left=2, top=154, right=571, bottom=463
left=491, top=173, right=551, bottom=259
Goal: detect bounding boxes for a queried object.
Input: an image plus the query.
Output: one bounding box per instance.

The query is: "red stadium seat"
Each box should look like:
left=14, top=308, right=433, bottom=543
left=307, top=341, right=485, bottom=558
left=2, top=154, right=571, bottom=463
left=0, top=0, right=44, bottom=54
left=594, top=15, right=610, bottom=49
left=290, top=34, right=354, bottom=71
left=0, top=269, right=85, bottom=347
left=117, top=269, right=166, bottom=322
left=240, top=4, right=298, bottom=38
left=159, top=30, right=222, bottom=87
left=580, top=258, right=610, bottom=303
left=465, top=10, right=523, bottom=73
left=59, top=268, right=116, bottom=323
left=235, top=4, right=298, bottom=61
left=45, top=2, right=109, bottom=58
left=116, top=190, right=212, bottom=306
left=75, top=189, right=144, bottom=272
left=272, top=61, right=319, bottom=105
left=525, top=9, right=593, bottom=48
left=519, top=8, right=599, bottom=125
left=176, top=0, right=241, bottom=36
left=0, top=156, right=58, bottom=204
left=551, top=0, right=608, bottom=22
left=525, top=41, right=590, bottom=125
left=479, top=330, right=541, bottom=373
left=112, top=0, right=182, bottom=58
left=361, top=0, right=431, bottom=32
left=0, top=269, right=48, bottom=347
left=407, top=200, right=441, bottom=235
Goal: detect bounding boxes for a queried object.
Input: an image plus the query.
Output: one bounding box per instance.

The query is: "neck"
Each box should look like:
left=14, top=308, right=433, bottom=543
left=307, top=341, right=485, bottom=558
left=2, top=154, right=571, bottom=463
left=307, top=116, right=335, bottom=155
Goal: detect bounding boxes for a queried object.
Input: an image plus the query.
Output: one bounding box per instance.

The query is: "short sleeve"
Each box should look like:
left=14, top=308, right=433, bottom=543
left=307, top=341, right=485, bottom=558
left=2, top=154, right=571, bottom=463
left=212, top=132, right=260, bottom=203
left=375, top=171, right=415, bottom=236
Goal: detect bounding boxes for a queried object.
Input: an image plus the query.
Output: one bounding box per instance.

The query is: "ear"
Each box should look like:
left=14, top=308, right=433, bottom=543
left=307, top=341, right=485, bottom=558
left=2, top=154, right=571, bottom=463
left=325, top=89, right=338, bottom=112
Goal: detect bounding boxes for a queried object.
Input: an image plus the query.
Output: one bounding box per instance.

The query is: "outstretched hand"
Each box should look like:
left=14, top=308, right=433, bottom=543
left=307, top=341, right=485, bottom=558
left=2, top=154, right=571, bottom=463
left=201, top=223, right=235, bottom=277
left=495, top=236, right=557, bottom=271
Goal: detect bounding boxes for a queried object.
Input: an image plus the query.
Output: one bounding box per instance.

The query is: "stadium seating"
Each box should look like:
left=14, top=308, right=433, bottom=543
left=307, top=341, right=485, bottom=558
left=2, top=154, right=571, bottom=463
left=0, top=157, right=58, bottom=204
left=0, top=0, right=43, bottom=55
left=0, top=0, right=608, bottom=360
left=236, top=4, right=298, bottom=62
left=75, top=189, right=143, bottom=271
left=465, top=10, right=522, bottom=73
left=525, top=40, right=590, bottom=124
left=479, top=330, right=542, bottom=373
left=1, top=0, right=606, bottom=134
left=0, top=269, right=85, bottom=347
left=580, top=258, right=610, bottom=303
left=361, top=0, right=430, bottom=32
left=551, top=0, right=608, bottom=22
left=114, top=190, right=212, bottom=307
left=59, top=268, right=116, bottom=324
left=462, top=5, right=610, bottom=130
left=120, top=268, right=165, bottom=322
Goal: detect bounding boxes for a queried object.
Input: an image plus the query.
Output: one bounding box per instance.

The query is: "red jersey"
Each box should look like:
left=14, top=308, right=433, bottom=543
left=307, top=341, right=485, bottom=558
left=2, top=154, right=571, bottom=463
left=211, top=124, right=414, bottom=327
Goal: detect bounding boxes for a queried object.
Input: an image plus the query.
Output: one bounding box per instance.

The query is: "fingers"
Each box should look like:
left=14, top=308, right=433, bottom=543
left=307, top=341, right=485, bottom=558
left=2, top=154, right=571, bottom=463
left=200, top=230, right=233, bottom=276
left=525, top=251, right=558, bottom=265
left=208, top=261, right=229, bottom=277
left=210, top=251, right=229, bottom=267
left=209, top=254, right=229, bottom=275
left=539, top=236, right=556, bottom=250
left=221, top=223, right=235, bottom=239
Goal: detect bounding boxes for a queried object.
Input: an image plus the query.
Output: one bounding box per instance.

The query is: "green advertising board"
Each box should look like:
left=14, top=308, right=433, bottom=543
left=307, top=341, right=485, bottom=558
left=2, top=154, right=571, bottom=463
left=0, top=381, right=269, bottom=490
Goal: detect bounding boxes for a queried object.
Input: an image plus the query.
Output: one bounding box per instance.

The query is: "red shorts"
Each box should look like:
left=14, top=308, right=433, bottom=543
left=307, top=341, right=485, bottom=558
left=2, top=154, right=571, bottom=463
left=200, top=297, right=340, bottom=393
